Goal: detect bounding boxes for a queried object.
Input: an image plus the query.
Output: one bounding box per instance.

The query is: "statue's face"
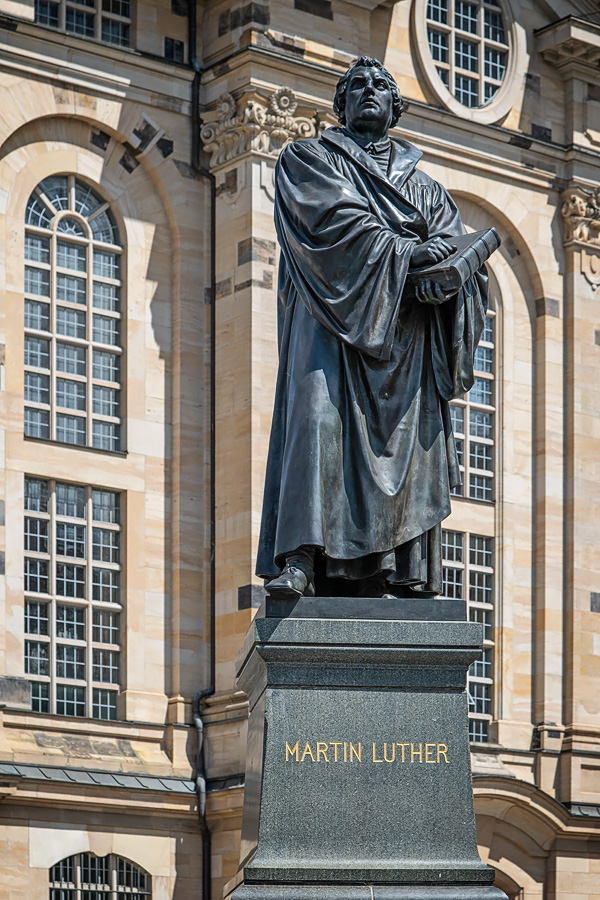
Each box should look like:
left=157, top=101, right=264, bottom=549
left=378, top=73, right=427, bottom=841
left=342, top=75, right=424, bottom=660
left=344, top=66, right=393, bottom=133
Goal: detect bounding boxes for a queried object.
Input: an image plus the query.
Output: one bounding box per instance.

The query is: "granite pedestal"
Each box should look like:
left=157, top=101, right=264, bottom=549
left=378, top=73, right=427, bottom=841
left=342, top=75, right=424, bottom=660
left=224, top=598, right=507, bottom=900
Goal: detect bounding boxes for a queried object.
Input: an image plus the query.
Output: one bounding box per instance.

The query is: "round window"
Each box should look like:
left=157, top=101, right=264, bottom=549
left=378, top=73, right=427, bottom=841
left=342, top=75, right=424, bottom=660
left=413, top=0, right=525, bottom=123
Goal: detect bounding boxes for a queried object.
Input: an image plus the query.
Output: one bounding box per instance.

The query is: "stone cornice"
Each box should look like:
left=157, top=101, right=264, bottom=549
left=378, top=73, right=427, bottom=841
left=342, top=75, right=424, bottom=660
left=536, top=16, right=600, bottom=72
left=200, top=88, right=334, bottom=169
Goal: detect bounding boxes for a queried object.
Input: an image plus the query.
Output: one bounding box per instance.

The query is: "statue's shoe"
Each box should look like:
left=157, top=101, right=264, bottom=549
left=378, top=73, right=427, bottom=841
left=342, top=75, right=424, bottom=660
left=265, top=566, right=315, bottom=599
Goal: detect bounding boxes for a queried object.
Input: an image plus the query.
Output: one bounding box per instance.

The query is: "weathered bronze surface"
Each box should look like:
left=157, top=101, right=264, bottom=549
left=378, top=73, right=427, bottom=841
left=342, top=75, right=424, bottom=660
left=256, top=57, right=490, bottom=600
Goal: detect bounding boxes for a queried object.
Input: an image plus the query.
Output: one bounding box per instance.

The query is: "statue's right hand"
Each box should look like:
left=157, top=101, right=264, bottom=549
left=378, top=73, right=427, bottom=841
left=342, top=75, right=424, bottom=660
left=410, top=237, right=456, bottom=269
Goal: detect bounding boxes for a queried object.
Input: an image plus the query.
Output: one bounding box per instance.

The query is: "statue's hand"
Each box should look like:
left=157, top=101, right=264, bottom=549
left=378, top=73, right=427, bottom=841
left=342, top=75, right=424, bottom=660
left=410, top=237, right=455, bottom=269
left=414, top=278, right=449, bottom=305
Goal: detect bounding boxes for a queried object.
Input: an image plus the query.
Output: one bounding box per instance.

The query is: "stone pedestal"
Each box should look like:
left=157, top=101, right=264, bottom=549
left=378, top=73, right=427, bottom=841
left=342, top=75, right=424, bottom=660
left=224, top=599, right=508, bottom=900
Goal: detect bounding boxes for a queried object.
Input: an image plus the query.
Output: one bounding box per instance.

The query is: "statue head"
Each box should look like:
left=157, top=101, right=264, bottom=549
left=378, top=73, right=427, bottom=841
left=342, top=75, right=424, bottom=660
left=333, top=56, right=405, bottom=134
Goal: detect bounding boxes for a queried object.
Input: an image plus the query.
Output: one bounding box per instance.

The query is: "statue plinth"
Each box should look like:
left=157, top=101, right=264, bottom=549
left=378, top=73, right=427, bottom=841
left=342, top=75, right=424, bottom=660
left=224, top=600, right=507, bottom=900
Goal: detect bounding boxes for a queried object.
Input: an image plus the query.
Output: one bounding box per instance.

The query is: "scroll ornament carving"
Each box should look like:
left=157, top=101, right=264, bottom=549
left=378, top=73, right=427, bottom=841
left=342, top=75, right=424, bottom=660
left=561, top=186, right=600, bottom=245
left=200, top=88, right=325, bottom=168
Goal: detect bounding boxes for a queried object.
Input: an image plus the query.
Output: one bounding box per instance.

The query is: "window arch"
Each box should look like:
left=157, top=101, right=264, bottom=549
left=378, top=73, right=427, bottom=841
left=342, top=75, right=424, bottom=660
left=49, top=853, right=150, bottom=899
left=24, top=175, right=124, bottom=452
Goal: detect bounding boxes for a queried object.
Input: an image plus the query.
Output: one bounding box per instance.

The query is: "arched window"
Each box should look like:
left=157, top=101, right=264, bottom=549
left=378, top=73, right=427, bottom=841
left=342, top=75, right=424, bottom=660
left=49, top=853, right=150, bottom=899
left=24, top=175, right=124, bottom=452
left=426, top=0, right=509, bottom=108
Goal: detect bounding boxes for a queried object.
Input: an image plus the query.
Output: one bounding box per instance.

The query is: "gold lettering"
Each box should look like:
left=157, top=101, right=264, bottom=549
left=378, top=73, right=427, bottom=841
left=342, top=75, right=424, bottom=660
left=350, top=742, right=362, bottom=762
left=411, top=742, right=423, bottom=763
left=397, top=742, right=410, bottom=762
left=425, top=743, right=436, bottom=763
left=301, top=742, right=315, bottom=762
left=384, top=742, right=396, bottom=763
left=437, top=743, right=449, bottom=763
left=372, top=742, right=383, bottom=763
left=330, top=741, right=343, bottom=761
left=285, top=741, right=299, bottom=761
left=316, top=741, right=329, bottom=762
left=344, top=742, right=348, bottom=762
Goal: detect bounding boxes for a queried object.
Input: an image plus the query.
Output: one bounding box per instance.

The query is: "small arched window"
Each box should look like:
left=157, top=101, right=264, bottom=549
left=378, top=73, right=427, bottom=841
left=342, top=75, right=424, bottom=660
left=24, top=175, right=124, bottom=452
left=49, top=852, right=151, bottom=899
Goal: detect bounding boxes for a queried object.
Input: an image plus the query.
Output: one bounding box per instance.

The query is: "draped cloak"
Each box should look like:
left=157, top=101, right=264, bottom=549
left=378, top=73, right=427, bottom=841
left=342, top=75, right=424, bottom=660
left=256, top=127, right=488, bottom=595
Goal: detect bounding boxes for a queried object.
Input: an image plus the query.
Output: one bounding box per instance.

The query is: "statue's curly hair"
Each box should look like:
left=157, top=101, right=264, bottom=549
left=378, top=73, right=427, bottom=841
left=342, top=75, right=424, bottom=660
left=333, top=56, right=405, bottom=128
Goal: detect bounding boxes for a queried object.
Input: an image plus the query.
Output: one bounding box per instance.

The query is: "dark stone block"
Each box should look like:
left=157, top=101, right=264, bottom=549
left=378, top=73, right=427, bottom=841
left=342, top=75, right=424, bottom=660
left=258, top=595, right=466, bottom=621
left=239, top=584, right=266, bottom=610
left=591, top=592, right=600, bottom=613
left=0, top=551, right=5, bottom=574
left=226, top=613, right=506, bottom=899
left=294, top=0, right=333, bottom=19
left=156, top=137, right=174, bottom=158
left=90, top=129, right=110, bottom=151
left=0, top=499, right=5, bottom=525
left=535, top=297, right=559, bottom=318
left=171, top=0, right=187, bottom=15
left=0, top=676, right=31, bottom=710
left=532, top=123, right=552, bottom=142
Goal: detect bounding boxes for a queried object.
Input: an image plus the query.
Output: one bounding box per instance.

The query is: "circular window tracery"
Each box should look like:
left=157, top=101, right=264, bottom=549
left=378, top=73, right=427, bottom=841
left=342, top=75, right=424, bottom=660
left=426, top=0, right=509, bottom=108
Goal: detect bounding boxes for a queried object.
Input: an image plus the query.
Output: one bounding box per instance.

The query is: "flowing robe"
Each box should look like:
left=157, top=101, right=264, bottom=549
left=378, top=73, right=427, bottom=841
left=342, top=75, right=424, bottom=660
left=256, top=127, right=488, bottom=595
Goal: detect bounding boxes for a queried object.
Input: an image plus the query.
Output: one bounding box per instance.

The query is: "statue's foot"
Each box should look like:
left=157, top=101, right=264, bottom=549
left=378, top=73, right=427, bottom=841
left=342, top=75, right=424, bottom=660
left=266, top=565, right=315, bottom=600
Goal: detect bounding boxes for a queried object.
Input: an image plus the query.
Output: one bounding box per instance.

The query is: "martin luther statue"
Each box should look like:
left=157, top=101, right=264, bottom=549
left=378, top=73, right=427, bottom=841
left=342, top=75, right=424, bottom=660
left=256, top=57, right=489, bottom=601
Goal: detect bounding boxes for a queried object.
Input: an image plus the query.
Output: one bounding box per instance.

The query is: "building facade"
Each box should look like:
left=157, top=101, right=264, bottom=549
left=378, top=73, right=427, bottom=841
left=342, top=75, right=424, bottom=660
left=0, top=0, right=599, bottom=897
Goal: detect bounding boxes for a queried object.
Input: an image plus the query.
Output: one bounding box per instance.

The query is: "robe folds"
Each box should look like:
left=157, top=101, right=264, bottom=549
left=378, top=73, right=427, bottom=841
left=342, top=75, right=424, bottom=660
left=256, top=127, right=488, bottom=595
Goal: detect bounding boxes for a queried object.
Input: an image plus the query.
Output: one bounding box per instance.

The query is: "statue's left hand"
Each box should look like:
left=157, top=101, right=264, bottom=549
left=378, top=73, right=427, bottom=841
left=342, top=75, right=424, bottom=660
left=413, top=279, right=448, bottom=305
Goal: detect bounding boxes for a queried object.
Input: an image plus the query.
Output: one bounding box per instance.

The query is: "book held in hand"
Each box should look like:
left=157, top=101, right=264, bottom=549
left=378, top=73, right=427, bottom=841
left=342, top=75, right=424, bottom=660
left=408, top=227, right=501, bottom=294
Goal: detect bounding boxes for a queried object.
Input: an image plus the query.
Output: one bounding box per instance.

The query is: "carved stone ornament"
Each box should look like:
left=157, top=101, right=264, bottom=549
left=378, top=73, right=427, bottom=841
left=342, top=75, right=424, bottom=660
left=561, top=186, right=600, bottom=245
left=581, top=251, right=600, bottom=291
left=200, top=88, right=328, bottom=169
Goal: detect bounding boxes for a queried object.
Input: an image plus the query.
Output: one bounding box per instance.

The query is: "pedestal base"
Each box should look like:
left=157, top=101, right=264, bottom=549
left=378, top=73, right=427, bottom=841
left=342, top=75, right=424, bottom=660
left=225, top=600, right=507, bottom=900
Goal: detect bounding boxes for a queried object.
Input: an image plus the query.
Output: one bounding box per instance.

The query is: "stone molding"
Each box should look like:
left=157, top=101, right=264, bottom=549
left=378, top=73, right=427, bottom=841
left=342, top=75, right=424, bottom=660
left=561, top=185, right=600, bottom=246
left=200, top=88, right=332, bottom=169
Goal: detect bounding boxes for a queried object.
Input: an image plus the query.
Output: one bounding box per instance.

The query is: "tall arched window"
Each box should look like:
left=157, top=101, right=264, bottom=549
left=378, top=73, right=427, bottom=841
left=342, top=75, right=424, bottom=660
left=24, top=175, right=124, bottom=452
left=49, top=853, right=150, bottom=899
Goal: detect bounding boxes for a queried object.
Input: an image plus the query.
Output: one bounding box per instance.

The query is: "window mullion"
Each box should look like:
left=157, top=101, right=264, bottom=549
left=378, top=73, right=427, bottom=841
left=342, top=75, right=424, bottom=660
left=49, top=481, right=57, bottom=715
left=87, top=486, right=93, bottom=717
left=87, top=235, right=93, bottom=448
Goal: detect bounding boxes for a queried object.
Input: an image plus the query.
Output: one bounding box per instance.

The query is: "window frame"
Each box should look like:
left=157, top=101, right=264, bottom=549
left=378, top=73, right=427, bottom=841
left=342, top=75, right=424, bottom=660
left=49, top=852, right=151, bottom=899
left=34, top=0, right=132, bottom=48
left=24, top=476, right=123, bottom=720
left=24, top=174, right=125, bottom=453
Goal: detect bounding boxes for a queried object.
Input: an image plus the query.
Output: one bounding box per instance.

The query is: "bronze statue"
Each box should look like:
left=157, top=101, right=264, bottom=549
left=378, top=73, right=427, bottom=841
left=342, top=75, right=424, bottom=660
left=256, top=57, right=489, bottom=600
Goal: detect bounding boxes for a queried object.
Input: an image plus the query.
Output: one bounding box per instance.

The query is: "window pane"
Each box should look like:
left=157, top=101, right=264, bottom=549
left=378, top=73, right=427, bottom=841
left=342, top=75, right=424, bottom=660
left=25, top=235, right=50, bottom=264
left=50, top=858, right=74, bottom=885
left=102, top=18, right=130, bottom=46
left=482, top=314, right=494, bottom=343
left=470, top=409, right=492, bottom=439
left=93, top=608, right=120, bottom=644
left=455, top=0, right=478, bottom=33
left=25, top=407, right=50, bottom=439
left=56, top=563, right=86, bottom=598
left=25, top=600, right=49, bottom=635
left=442, top=529, right=463, bottom=562
left=25, top=640, right=49, bottom=675
left=92, top=490, right=120, bottom=523
left=24, top=517, right=49, bottom=553
left=92, top=421, right=120, bottom=451
left=102, top=0, right=130, bottom=15
left=470, top=645, right=493, bottom=678
left=25, top=299, right=50, bottom=331
left=92, top=282, right=120, bottom=311
left=469, top=718, right=488, bottom=742
left=57, top=241, right=86, bottom=272
left=25, top=195, right=53, bottom=228
left=93, top=385, right=119, bottom=417
left=56, top=483, right=86, bottom=518
left=56, top=684, right=86, bottom=716
left=56, top=414, right=86, bottom=446
left=484, top=8, right=506, bottom=42
left=31, top=680, right=50, bottom=712
left=57, top=379, right=86, bottom=411
left=65, top=7, right=95, bottom=36
left=92, top=567, right=120, bottom=603
left=56, top=605, right=86, bottom=641
left=25, top=477, right=49, bottom=512
left=93, top=250, right=120, bottom=278
left=56, top=306, right=86, bottom=338
left=474, top=344, right=493, bottom=374
left=56, top=644, right=86, bottom=679
left=93, top=314, right=120, bottom=346
left=470, top=442, right=493, bottom=472
left=450, top=404, right=464, bottom=434
left=57, top=274, right=87, bottom=305
left=469, top=604, right=493, bottom=639
left=442, top=565, right=463, bottom=599
left=74, top=182, right=102, bottom=216
left=93, top=527, right=120, bottom=563
left=455, top=74, right=478, bottom=107
left=24, top=266, right=50, bottom=297
left=81, top=854, right=110, bottom=887
left=428, top=29, right=448, bottom=63
left=93, top=350, right=120, bottom=382
left=25, top=336, right=49, bottom=368
left=455, top=39, right=478, bottom=72
left=56, top=522, right=86, bottom=558
left=90, top=210, right=119, bottom=244
left=34, top=0, right=60, bottom=26
left=470, top=534, right=493, bottom=567
left=470, top=570, right=493, bottom=604
left=93, top=688, right=118, bottom=720
left=469, top=681, right=492, bottom=714
left=93, top=648, right=120, bottom=683
left=427, top=0, right=448, bottom=24
left=469, top=474, right=493, bottom=501
left=57, top=217, right=86, bottom=237
left=57, top=343, right=86, bottom=375
left=117, top=859, right=149, bottom=891
left=25, top=372, right=50, bottom=405
left=40, top=176, right=69, bottom=210
left=484, top=47, right=507, bottom=81
left=469, top=376, right=493, bottom=406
